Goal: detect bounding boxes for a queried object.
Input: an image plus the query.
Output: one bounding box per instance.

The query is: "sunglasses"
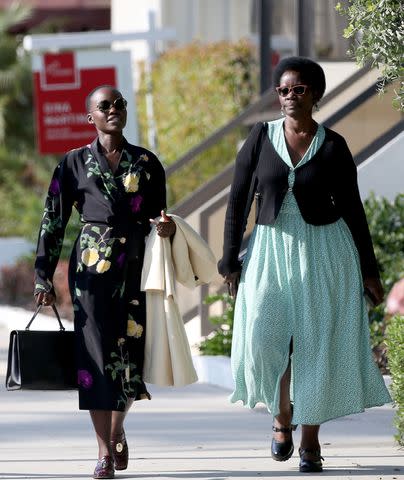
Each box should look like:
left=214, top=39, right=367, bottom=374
left=91, top=97, right=127, bottom=113
left=276, top=85, right=308, bottom=97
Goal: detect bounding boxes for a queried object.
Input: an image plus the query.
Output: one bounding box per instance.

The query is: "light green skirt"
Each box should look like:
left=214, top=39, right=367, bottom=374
left=230, top=194, right=391, bottom=424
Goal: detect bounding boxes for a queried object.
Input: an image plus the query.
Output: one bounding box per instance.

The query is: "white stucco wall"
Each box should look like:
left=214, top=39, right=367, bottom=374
left=111, top=0, right=162, bottom=65
left=0, top=238, right=34, bottom=268
left=358, top=131, right=404, bottom=202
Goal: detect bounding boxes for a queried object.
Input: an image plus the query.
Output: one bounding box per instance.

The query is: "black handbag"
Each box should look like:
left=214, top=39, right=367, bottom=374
left=6, top=304, right=77, bottom=391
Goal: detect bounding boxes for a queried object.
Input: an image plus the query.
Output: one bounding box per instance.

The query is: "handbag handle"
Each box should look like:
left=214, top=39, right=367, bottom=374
left=25, top=304, right=66, bottom=331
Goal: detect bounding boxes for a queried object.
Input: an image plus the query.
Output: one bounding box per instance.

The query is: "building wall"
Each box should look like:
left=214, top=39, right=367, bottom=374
left=358, top=132, right=404, bottom=202
left=111, top=0, right=161, bottom=63
left=111, top=0, right=349, bottom=63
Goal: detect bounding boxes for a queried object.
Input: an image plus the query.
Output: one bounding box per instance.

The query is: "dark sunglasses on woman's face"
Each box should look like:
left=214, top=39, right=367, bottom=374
left=91, top=97, right=128, bottom=113
left=276, top=85, right=308, bottom=97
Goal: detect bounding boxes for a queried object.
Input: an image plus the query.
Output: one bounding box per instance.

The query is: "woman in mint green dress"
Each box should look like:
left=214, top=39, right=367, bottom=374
left=218, top=57, right=391, bottom=473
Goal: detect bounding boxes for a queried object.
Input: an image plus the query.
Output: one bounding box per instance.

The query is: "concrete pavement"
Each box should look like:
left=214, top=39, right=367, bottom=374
left=0, top=313, right=403, bottom=480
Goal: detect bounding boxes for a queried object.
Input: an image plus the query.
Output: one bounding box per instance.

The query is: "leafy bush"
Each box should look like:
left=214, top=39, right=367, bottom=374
left=385, top=315, right=404, bottom=445
left=137, top=40, right=258, bottom=205
left=0, top=146, right=50, bottom=237
left=199, top=293, right=234, bottom=356
left=336, top=0, right=403, bottom=110
left=365, top=193, right=404, bottom=297
left=364, top=193, right=404, bottom=371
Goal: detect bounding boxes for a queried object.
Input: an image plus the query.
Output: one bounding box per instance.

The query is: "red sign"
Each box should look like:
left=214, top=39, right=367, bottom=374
left=33, top=52, right=116, bottom=154
left=42, top=52, right=78, bottom=87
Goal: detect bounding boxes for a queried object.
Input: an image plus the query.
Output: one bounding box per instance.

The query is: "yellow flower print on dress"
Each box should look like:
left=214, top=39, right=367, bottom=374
left=81, top=247, right=99, bottom=266
left=123, top=173, right=139, bottom=193
left=139, top=154, right=149, bottom=162
left=96, top=259, right=111, bottom=273
left=127, top=319, right=143, bottom=338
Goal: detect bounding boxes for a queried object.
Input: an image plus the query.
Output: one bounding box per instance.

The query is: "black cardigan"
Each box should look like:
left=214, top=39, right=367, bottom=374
left=218, top=122, right=379, bottom=280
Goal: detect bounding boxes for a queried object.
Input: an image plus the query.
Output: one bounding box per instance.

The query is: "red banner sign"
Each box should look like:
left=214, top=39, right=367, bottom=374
left=33, top=51, right=116, bottom=154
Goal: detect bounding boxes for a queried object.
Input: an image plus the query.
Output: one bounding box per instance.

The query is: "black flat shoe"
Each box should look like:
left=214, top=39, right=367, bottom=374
left=299, top=447, right=324, bottom=472
left=271, top=423, right=297, bottom=461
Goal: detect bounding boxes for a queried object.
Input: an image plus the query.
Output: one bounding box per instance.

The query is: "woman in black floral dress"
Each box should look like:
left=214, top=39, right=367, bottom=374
left=34, top=85, right=175, bottom=479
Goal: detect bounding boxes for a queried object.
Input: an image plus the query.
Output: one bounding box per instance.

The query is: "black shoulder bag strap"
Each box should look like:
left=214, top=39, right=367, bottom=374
left=240, top=122, right=268, bottom=242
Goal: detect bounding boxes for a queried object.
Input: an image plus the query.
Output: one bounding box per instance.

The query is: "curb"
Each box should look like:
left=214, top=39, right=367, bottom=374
left=192, top=355, right=234, bottom=390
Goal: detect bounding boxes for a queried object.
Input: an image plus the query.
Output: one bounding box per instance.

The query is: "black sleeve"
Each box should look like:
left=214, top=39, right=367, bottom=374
left=34, top=155, right=74, bottom=296
left=218, top=122, right=264, bottom=276
left=335, top=138, right=379, bottom=280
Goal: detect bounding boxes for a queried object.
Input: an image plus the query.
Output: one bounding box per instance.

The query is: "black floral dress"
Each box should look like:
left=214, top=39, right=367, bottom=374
left=34, top=138, right=166, bottom=411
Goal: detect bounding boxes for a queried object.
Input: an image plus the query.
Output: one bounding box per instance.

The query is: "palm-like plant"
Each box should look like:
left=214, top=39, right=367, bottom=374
left=0, top=2, right=32, bottom=146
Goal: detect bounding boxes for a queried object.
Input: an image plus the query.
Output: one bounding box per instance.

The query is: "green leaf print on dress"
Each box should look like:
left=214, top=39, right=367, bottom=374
left=77, top=224, right=124, bottom=275
left=85, top=149, right=117, bottom=199
left=105, top=338, right=142, bottom=410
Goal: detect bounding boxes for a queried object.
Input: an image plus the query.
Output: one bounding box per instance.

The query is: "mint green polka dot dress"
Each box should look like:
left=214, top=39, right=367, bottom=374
left=230, top=119, right=391, bottom=424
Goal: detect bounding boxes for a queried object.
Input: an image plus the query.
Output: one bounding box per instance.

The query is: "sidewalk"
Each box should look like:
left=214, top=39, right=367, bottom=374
left=0, top=307, right=403, bottom=480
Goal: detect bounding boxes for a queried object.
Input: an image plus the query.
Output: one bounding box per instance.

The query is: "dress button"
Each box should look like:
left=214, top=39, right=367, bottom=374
left=288, top=187, right=292, bottom=192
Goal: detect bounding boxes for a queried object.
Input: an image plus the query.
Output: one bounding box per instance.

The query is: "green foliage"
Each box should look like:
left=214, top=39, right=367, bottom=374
left=336, top=0, right=404, bottom=110
left=385, top=315, right=404, bottom=445
left=137, top=40, right=258, bottom=205
left=365, top=193, right=404, bottom=291
left=0, top=3, right=34, bottom=146
left=0, top=146, right=44, bottom=237
left=364, top=193, right=404, bottom=351
left=0, top=2, right=61, bottom=240
left=199, top=293, right=235, bottom=356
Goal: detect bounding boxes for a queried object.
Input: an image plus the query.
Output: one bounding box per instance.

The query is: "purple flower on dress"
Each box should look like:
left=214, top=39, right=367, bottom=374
left=117, top=252, right=126, bottom=268
left=77, top=369, right=93, bottom=389
left=49, top=178, right=60, bottom=195
left=130, top=194, right=143, bottom=213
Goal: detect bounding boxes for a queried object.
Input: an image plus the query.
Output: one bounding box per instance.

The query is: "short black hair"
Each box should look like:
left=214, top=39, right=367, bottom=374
left=85, top=85, right=122, bottom=112
left=273, top=56, right=326, bottom=101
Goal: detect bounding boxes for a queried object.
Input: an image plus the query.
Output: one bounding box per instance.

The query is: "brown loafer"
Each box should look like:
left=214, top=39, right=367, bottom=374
left=111, top=430, right=129, bottom=470
left=93, top=455, right=115, bottom=479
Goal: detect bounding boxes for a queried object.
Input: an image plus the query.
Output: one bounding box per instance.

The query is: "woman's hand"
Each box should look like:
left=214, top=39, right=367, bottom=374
left=363, top=277, right=384, bottom=307
left=224, top=271, right=241, bottom=298
left=150, top=210, right=176, bottom=238
left=35, top=291, right=56, bottom=307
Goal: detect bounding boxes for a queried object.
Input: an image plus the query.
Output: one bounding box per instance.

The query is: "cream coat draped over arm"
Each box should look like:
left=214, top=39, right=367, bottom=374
left=141, top=215, right=217, bottom=386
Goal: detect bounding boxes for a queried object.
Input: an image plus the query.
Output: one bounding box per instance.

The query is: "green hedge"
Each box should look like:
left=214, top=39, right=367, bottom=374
left=199, top=293, right=234, bottom=356
left=364, top=193, right=404, bottom=367
left=385, top=315, right=404, bottom=445
left=137, top=40, right=258, bottom=205
left=0, top=146, right=48, bottom=237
